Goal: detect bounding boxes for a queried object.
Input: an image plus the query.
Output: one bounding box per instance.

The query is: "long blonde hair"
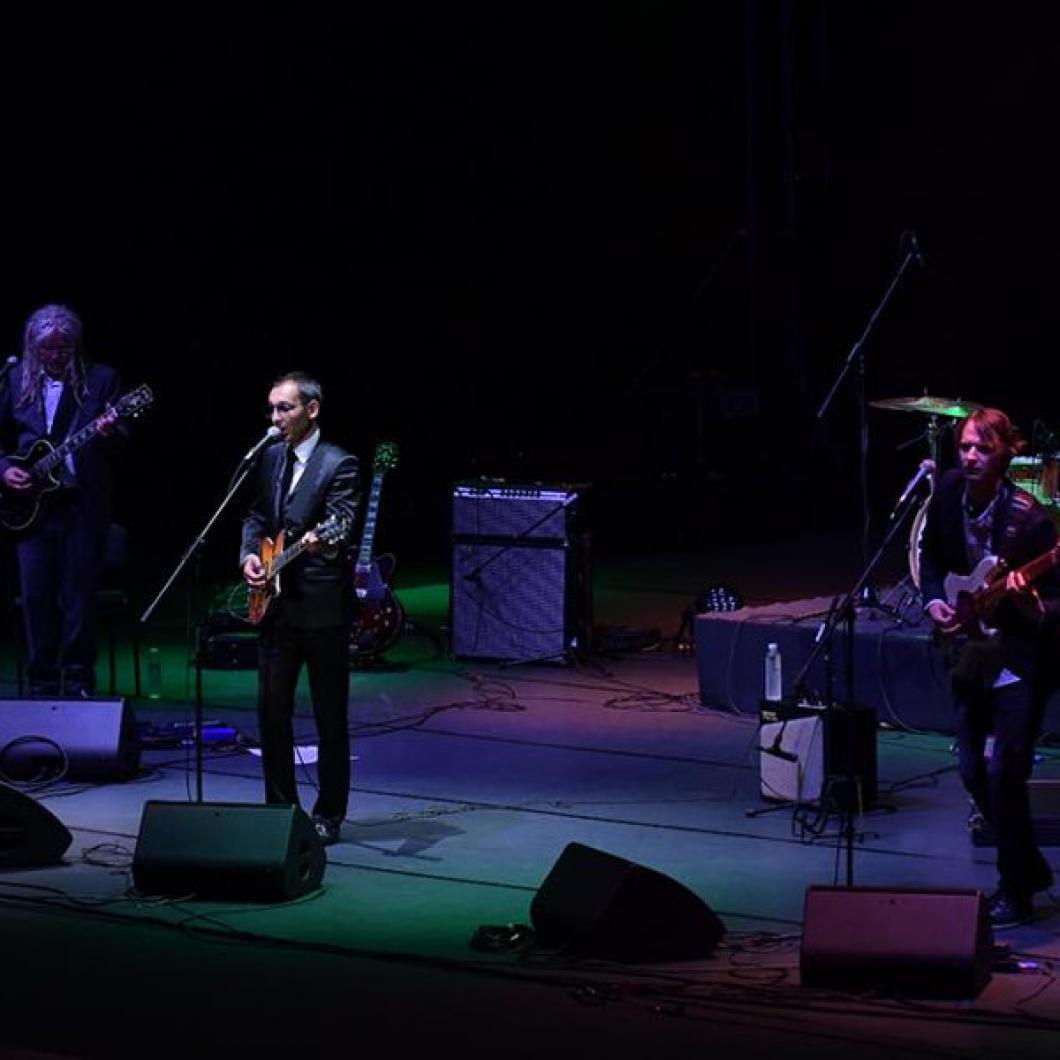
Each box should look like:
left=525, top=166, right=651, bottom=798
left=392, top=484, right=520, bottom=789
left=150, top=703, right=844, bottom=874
left=17, top=303, right=88, bottom=409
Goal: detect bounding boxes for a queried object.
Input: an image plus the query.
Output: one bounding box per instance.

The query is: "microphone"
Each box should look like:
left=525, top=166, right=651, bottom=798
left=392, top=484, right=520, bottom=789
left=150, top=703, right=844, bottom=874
left=905, top=229, right=926, bottom=268
left=241, top=425, right=282, bottom=464
left=890, top=458, right=935, bottom=520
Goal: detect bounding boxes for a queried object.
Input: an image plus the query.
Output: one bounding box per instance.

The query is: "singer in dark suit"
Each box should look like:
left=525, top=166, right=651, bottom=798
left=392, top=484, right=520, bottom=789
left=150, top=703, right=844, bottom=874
left=241, top=371, right=360, bottom=845
left=0, top=304, right=127, bottom=697
left=919, top=407, right=1060, bottom=928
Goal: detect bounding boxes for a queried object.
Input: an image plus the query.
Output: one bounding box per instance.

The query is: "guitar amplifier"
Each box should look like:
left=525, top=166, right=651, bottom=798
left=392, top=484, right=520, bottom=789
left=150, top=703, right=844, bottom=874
left=450, top=482, right=592, bottom=662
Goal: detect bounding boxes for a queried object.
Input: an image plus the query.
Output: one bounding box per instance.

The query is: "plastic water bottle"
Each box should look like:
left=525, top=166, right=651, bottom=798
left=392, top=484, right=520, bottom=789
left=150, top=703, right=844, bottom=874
left=146, top=647, right=162, bottom=700
left=764, top=642, right=782, bottom=702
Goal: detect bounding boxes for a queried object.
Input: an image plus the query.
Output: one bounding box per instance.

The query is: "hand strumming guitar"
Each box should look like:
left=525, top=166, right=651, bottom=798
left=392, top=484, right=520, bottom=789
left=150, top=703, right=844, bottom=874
left=243, top=554, right=268, bottom=588
left=2, top=465, right=32, bottom=493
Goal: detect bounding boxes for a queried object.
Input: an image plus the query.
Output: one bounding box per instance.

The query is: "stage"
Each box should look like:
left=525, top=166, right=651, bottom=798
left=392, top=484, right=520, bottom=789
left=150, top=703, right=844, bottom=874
left=2, top=538, right=1060, bottom=1059
left=693, top=586, right=1060, bottom=735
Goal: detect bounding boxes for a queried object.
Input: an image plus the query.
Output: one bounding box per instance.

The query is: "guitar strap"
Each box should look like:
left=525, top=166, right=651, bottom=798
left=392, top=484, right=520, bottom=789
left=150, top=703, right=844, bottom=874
left=995, top=482, right=1036, bottom=564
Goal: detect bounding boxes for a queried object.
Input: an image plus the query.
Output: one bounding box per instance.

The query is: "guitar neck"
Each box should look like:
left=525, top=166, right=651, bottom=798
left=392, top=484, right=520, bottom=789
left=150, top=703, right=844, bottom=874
left=271, top=537, right=311, bottom=578
left=978, top=545, right=1060, bottom=611
left=37, top=417, right=103, bottom=473
left=356, top=473, right=385, bottom=566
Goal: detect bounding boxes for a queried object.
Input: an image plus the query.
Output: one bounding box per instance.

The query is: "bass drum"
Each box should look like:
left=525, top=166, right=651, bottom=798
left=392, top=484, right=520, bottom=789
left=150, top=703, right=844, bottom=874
left=907, top=490, right=934, bottom=591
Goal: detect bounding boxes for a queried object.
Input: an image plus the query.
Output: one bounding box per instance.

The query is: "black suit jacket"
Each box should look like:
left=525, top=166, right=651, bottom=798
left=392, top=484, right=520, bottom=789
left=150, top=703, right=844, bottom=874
left=0, top=362, right=127, bottom=528
left=241, top=436, right=360, bottom=628
left=919, top=468, right=1060, bottom=673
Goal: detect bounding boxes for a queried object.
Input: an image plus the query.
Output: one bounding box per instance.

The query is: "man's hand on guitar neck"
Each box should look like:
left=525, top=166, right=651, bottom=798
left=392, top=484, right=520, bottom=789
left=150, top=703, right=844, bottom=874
left=243, top=554, right=268, bottom=588
left=1003, top=569, right=1046, bottom=622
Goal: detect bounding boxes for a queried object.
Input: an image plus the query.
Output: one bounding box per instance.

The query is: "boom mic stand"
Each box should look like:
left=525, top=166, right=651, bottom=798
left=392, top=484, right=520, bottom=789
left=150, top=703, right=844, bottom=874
left=140, top=437, right=276, bottom=801
left=788, top=482, right=926, bottom=885
left=816, top=232, right=923, bottom=598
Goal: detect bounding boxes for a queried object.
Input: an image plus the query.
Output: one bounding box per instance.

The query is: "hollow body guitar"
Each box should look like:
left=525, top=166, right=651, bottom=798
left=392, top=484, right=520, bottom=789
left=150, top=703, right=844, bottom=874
left=246, top=515, right=349, bottom=625
left=0, top=384, right=154, bottom=532
left=350, top=442, right=404, bottom=658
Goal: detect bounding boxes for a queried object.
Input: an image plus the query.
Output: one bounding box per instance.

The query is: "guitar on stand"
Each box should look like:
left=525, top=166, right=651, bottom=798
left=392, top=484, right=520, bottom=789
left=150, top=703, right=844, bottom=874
left=350, top=441, right=405, bottom=663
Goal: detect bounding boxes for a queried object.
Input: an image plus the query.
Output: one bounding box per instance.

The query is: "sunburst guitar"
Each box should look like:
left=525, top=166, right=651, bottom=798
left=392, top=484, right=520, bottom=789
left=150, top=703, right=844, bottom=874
left=246, top=514, right=350, bottom=625
left=350, top=442, right=405, bottom=658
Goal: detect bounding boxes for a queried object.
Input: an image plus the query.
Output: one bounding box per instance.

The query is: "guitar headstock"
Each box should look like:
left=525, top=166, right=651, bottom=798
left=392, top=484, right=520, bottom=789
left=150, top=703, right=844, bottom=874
left=114, top=384, right=154, bottom=418
left=316, top=514, right=351, bottom=545
left=372, top=441, right=399, bottom=475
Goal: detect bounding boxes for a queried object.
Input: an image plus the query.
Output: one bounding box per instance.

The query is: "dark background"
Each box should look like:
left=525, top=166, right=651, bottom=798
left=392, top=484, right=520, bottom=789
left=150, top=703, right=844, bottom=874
left=3, top=3, right=1059, bottom=600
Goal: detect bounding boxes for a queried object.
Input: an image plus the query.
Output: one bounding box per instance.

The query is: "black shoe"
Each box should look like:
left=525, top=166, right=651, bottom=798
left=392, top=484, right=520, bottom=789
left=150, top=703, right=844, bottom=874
left=987, top=889, right=1033, bottom=928
left=312, top=816, right=342, bottom=846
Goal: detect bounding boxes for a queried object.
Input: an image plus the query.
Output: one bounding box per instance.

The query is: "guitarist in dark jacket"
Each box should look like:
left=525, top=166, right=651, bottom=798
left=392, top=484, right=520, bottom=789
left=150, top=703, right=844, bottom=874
left=0, top=304, right=126, bottom=697
left=920, top=407, right=1060, bottom=927
left=241, top=371, right=360, bottom=845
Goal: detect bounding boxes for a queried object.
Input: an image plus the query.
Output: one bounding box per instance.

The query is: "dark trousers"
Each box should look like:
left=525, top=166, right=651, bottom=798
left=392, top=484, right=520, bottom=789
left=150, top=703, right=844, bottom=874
left=257, top=617, right=352, bottom=821
left=16, top=492, right=105, bottom=696
left=953, top=642, right=1053, bottom=897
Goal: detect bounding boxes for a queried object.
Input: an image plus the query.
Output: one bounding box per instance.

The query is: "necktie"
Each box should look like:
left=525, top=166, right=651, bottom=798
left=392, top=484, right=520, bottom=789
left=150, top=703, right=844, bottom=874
left=277, top=447, right=296, bottom=518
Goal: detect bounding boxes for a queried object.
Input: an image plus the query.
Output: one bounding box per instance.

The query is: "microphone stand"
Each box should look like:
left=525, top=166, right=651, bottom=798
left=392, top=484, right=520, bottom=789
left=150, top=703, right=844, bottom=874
left=789, top=483, right=925, bottom=885
left=816, top=238, right=921, bottom=586
left=140, top=456, right=260, bottom=802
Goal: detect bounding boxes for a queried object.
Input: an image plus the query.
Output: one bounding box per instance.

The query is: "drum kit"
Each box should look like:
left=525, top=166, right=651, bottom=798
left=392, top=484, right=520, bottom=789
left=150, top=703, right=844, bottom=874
left=869, top=394, right=1060, bottom=588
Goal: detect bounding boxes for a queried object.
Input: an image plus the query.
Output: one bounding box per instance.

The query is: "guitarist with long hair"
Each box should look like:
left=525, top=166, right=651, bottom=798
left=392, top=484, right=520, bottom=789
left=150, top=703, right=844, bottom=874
left=241, top=371, right=359, bottom=846
left=0, top=304, right=128, bottom=698
left=920, top=407, right=1060, bottom=927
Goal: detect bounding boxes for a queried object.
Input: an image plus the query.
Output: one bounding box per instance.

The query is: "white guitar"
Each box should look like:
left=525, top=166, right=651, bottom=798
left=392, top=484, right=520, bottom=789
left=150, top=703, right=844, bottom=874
left=944, top=544, right=1060, bottom=637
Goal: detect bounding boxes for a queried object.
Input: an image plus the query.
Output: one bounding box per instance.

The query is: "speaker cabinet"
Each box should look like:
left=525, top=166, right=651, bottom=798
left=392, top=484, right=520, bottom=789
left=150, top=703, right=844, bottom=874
left=530, top=842, right=725, bottom=961
left=759, top=700, right=877, bottom=810
left=132, top=801, right=326, bottom=901
left=0, top=698, right=140, bottom=781
left=450, top=483, right=590, bottom=662
left=0, top=783, right=72, bottom=867
left=800, top=886, right=993, bottom=998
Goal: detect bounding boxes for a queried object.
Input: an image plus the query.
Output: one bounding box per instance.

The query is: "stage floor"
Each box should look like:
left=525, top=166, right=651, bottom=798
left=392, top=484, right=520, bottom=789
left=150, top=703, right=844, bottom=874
left=2, top=535, right=1060, bottom=1059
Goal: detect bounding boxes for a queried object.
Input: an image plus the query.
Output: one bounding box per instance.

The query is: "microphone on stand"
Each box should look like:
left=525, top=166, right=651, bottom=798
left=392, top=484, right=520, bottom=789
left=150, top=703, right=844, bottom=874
left=903, top=229, right=927, bottom=268
left=889, top=458, right=935, bottom=521
left=240, top=425, right=282, bottom=465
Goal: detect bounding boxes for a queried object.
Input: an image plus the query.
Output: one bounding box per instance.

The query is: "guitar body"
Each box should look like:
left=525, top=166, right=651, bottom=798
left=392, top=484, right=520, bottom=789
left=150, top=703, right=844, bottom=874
left=0, top=440, right=63, bottom=532
left=351, top=553, right=405, bottom=657
left=943, top=544, right=1060, bottom=637
left=247, top=531, right=284, bottom=626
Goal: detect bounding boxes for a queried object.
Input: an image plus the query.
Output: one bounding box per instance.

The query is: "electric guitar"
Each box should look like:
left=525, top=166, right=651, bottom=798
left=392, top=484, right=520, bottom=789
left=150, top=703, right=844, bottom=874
left=0, top=384, right=154, bottom=532
left=246, top=514, right=351, bottom=625
left=350, top=442, right=405, bottom=657
left=944, top=543, right=1060, bottom=637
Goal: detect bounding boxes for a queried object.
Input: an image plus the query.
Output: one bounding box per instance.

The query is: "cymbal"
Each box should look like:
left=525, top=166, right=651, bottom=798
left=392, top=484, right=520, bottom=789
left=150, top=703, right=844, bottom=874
left=869, top=395, right=982, bottom=418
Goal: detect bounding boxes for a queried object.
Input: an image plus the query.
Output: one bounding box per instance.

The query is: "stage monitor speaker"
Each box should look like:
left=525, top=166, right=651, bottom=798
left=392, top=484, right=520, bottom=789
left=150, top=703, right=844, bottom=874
left=800, top=886, right=993, bottom=999
left=759, top=700, right=877, bottom=810
left=0, top=782, right=73, bottom=867
left=131, top=801, right=325, bottom=901
left=530, top=842, right=725, bottom=962
left=0, top=698, right=140, bottom=782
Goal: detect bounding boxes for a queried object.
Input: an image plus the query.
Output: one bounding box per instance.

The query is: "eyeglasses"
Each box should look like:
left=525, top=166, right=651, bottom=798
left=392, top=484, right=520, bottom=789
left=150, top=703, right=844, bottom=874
left=264, top=401, right=301, bottom=417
